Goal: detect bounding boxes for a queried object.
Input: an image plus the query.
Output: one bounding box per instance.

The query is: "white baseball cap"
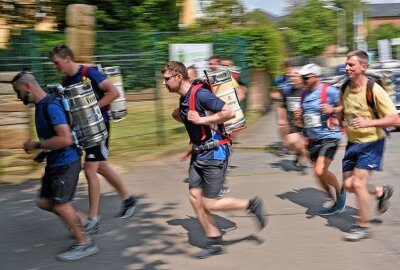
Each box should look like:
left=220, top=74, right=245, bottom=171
left=299, top=63, right=321, bottom=77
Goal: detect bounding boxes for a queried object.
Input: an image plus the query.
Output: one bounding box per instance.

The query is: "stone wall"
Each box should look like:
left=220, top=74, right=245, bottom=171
left=0, top=72, right=41, bottom=184
left=247, top=70, right=271, bottom=112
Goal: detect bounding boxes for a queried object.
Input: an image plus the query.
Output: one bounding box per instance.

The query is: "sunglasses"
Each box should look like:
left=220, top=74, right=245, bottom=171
left=163, top=73, right=179, bottom=83
left=301, top=75, right=314, bottom=81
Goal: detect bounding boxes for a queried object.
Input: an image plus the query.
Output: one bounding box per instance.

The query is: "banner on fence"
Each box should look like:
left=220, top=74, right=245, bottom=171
left=169, top=43, right=212, bottom=74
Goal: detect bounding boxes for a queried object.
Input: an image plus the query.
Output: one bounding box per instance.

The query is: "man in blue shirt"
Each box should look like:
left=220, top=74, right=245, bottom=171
left=48, top=44, right=136, bottom=235
left=11, top=71, right=98, bottom=261
left=295, top=63, right=346, bottom=216
left=162, top=61, right=266, bottom=259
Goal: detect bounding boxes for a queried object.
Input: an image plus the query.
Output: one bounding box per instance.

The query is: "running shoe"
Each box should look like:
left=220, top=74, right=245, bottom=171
left=217, top=186, right=231, bottom=197
left=116, top=196, right=137, bottom=219
left=84, top=217, right=100, bottom=235
left=344, top=225, right=372, bottom=242
left=194, top=244, right=224, bottom=259
left=377, top=185, right=394, bottom=215
left=318, top=206, right=338, bottom=216
left=335, top=187, right=347, bottom=213
left=56, top=242, right=99, bottom=261
left=249, top=196, right=267, bottom=230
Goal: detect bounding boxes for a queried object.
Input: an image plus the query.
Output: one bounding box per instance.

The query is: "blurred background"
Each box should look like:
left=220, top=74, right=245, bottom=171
left=1, top=0, right=400, bottom=182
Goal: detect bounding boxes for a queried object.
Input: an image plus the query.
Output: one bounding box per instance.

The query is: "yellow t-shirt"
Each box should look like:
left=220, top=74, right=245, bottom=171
left=343, top=83, right=397, bottom=143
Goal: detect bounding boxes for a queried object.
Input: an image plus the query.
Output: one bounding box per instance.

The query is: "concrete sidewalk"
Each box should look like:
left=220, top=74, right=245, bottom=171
left=1, top=108, right=400, bottom=270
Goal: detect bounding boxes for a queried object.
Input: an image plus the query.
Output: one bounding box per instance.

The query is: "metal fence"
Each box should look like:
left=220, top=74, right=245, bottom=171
left=0, top=28, right=250, bottom=154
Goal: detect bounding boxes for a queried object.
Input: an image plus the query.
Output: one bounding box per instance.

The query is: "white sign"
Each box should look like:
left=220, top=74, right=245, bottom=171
left=391, top=38, right=400, bottom=46
left=169, top=43, right=213, bottom=75
left=378, top=39, right=392, bottom=62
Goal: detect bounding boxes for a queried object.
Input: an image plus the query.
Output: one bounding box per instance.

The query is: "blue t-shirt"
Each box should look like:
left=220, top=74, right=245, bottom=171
left=35, top=94, right=81, bottom=168
left=62, top=66, right=109, bottom=121
left=274, top=75, right=290, bottom=94
left=301, top=84, right=342, bottom=140
left=180, top=86, right=229, bottom=161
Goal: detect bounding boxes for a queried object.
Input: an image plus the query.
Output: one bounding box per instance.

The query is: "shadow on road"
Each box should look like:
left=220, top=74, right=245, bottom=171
left=277, top=187, right=358, bottom=232
left=167, top=215, right=264, bottom=251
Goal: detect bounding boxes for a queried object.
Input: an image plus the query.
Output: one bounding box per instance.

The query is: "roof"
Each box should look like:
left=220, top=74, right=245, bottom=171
left=366, top=3, right=400, bottom=18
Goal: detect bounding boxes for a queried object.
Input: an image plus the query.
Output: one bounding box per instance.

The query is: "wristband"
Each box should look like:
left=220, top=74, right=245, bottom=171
left=35, top=141, right=42, bottom=149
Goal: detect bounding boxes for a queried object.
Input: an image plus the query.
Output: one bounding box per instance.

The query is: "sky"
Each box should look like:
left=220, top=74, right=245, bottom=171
left=242, top=0, right=400, bottom=17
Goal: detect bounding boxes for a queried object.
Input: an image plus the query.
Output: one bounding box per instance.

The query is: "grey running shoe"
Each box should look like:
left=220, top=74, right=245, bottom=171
left=344, top=225, right=372, bottom=242
left=194, top=244, right=224, bottom=259
left=84, top=217, right=100, bottom=235
left=377, top=185, right=394, bottom=215
left=116, top=196, right=137, bottom=219
left=335, top=187, right=347, bottom=213
left=56, top=243, right=99, bottom=261
left=249, top=196, right=267, bottom=230
left=217, top=186, right=231, bottom=197
left=318, top=206, right=338, bottom=216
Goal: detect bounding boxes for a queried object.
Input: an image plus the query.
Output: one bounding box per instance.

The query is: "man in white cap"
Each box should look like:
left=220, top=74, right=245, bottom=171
left=295, top=63, right=346, bottom=215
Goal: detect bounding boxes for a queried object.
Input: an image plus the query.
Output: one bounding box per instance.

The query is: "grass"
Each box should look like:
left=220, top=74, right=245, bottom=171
left=108, top=95, right=261, bottom=164
left=27, top=92, right=262, bottom=166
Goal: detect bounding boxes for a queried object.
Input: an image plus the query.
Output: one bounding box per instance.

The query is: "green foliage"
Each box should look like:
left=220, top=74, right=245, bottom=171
left=281, top=0, right=337, bottom=56
left=198, top=0, right=245, bottom=30
left=367, top=23, right=400, bottom=51
left=48, top=0, right=180, bottom=31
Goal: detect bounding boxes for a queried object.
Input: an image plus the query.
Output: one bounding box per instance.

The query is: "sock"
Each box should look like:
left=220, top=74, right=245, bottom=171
left=207, top=236, right=222, bottom=246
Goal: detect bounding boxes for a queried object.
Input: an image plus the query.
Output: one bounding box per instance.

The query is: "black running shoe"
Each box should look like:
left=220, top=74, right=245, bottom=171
left=249, top=196, right=267, bottom=230
left=116, top=196, right=137, bottom=219
left=194, top=244, right=224, bottom=259
left=377, top=185, right=394, bottom=215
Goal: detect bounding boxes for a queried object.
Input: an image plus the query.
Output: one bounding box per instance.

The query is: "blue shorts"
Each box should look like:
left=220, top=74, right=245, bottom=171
left=342, top=139, right=385, bottom=172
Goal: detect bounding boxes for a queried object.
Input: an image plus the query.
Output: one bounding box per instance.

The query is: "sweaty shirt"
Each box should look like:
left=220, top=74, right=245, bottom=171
left=180, top=85, right=229, bottom=161
left=301, top=84, right=342, bottom=141
left=342, top=83, right=397, bottom=143
left=62, top=66, right=109, bottom=122
left=35, top=94, right=81, bottom=168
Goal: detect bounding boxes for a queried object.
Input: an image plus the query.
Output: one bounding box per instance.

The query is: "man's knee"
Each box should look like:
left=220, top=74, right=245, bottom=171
left=36, top=198, right=51, bottom=211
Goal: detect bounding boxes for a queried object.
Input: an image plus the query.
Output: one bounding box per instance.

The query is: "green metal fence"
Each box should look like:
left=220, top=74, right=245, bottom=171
left=0, top=28, right=250, bottom=155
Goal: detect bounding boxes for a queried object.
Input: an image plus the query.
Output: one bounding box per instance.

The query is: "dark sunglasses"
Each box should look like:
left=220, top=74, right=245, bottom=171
left=301, top=75, right=314, bottom=81
left=163, top=73, right=179, bottom=83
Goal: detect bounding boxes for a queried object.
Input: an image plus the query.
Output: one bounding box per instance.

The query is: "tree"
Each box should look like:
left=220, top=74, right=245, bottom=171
left=198, top=0, right=245, bottom=30
left=368, top=23, right=400, bottom=54
left=48, top=0, right=180, bottom=31
left=280, top=0, right=337, bottom=56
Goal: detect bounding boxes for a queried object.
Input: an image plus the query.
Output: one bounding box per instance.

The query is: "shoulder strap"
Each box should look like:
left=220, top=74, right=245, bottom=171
left=43, top=93, right=58, bottom=125
left=366, top=78, right=379, bottom=119
left=320, top=83, right=329, bottom=104
left=340, top=79, right=350, bottom=94
left=189, top=84, right=205, bottom=111
left=81, top=66, right=89, bottom=78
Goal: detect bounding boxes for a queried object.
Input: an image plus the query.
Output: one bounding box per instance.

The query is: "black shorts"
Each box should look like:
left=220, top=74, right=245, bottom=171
left=188, top=159, right=227, bottom=199
left=85, top=121, right=110, bottom=162
left=40, top=159, right=81, bottom=205
left=307, top=138, right=340, bottom=162
left=289, top=125, right=303, bottom=134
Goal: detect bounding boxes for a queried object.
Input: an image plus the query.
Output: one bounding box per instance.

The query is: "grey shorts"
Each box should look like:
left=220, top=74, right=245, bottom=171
left=40, top=159, right=81, bottom=205
left=188, top=159, right=227, bottom=199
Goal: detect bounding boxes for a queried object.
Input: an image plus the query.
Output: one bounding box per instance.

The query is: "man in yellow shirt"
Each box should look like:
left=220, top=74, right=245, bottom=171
left=340, top=50, right=397, bottom=241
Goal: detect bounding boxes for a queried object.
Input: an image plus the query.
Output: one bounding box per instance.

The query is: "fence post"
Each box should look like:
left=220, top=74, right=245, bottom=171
left=25, top=29, right=44, bottom=83
left=153, top=31, right=165, bottom=146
